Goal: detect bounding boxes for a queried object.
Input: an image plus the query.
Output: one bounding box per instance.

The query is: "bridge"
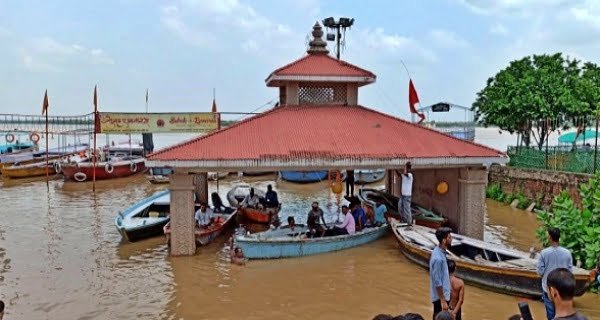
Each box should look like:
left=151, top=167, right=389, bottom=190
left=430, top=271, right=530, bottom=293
left=0, top=113, right=94, bottom=134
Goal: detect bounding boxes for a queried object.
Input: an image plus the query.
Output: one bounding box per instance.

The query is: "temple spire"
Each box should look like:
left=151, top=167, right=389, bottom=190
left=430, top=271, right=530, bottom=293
left=307, top=22, right=329, bottom=55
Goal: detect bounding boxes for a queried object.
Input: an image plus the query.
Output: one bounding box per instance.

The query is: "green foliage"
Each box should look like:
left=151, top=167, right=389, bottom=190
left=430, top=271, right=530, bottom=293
left=473, top=53, right=600, bottom=150
left=536, top=172, right=600, bottom=269
left=486, top=183, right=505, bottom=201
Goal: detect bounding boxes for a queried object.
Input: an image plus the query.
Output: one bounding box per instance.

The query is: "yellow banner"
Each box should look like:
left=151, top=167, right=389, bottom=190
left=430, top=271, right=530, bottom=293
left=98, top=112, right=220, bottom=133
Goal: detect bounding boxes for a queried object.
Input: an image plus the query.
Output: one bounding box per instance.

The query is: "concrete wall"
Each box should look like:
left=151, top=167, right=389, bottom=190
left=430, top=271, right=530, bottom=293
left=411, top=169, right=461, bottom=230
left=488, top=165, right=590, bottom=209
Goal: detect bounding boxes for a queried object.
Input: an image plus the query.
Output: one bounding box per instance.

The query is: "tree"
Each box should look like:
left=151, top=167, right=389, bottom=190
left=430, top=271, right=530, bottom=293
left=472, top=53, right=583, bottom=149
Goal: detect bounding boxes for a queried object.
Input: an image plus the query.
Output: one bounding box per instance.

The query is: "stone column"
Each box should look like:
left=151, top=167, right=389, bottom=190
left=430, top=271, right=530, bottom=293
left=169, top=173, right=196, bottom=256
left=193, top=172, right=209, bottom=205
left=458, top=168, right=488, bottom=240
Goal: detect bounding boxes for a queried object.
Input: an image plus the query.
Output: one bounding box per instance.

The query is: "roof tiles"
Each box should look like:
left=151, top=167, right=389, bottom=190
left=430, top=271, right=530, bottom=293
left=148, top=105, right=503, bottom=163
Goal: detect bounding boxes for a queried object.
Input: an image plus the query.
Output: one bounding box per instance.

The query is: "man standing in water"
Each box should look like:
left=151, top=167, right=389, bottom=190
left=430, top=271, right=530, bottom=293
left=537, top=227, right=573, bottom=320
left=396, top=162, right=414, bottom=225
left=448, top=260, right=464, bottom=320
left=430, top=227, right=452, bottom=320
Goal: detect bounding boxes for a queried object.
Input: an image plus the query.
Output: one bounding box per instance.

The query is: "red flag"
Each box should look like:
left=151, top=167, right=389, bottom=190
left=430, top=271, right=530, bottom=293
left=211, top=98, right=217, bottom=113
left=93, top=85, right=98, bottom=113
left=409, top=79, right=426, bottom=124
left=42, top=90, right=49, bottom=115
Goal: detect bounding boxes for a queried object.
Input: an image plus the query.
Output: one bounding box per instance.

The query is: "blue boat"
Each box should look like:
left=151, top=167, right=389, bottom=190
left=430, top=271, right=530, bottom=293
left=280, top=170, right=328, bottom=183
left=0, top=141, right=34, bottom=155
left=234, top=224, right=389, bottom=259
left=115, top=190, right=172, bottom=242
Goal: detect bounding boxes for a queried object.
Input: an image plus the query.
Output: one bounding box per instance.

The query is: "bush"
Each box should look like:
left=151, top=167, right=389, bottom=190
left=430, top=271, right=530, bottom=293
left=486, top=183, right=505, bottom=201
left=536, top=172, right=600, bottom=269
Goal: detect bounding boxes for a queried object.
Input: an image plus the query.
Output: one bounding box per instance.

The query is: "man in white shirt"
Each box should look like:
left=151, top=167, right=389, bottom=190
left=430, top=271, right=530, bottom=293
left=240, top=188, right=260, bottom=209
left=395, top=162, right=413, bottom=225
left=195, top=203, right=214, bottom=229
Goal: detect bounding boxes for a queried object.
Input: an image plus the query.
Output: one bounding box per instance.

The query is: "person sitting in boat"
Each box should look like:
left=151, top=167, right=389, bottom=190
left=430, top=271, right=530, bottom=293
left=306, top=202, right=327, bottom=238
left=263, top=184, right=279, bottom=208
left=195, top=203, right=214, bottom=229
left=351, top=202, right=367, bottom=231
left=211, top=192, right=227, bottom=213
left=326, top=205, right=355, bottom=236
left=374, top=198, right=388, bottom=226
left=240, top=188, right=260, bottom=209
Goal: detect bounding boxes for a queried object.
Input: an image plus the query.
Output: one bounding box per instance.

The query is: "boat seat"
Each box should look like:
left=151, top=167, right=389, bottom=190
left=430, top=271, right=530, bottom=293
left=148, top=211, right=160, bottom=218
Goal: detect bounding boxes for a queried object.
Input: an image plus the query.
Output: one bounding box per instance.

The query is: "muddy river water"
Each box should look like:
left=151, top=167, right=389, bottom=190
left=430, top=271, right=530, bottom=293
left=0, top=174, right=598, bottom=319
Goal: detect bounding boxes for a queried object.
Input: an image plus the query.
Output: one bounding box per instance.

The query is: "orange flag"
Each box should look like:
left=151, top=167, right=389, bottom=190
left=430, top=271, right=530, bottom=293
left=42, top=90, right=49, bottom=115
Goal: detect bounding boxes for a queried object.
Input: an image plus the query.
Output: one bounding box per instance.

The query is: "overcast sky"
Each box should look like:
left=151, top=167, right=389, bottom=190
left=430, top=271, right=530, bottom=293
left=1, top=0, right=599, bottom=121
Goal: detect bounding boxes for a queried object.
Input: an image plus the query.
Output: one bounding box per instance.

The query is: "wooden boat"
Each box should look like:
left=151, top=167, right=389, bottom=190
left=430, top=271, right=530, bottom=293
left=62, top=156, right=146, bottom=182
left=226, top=184, right=266, bottom=207
left=208, top=171, right=229, bottom=180
left=280, top=170, right=328, bottom=183
left=390, top=219, right=590, bottom=298
left=358, top=188, right=447, bottom=229
left=354, top=169, right=386, bottom=184
left=235, top=223, right=389, bottom=259
left=147, top=166, right=173, bottom=184
left=237, top=207, right=280, bottom=224
left=1, top=160, right=57, bottom=178
left=115, top=190, right=172, bottom=242
left=241, top=171, right=274, bottom=176
left=0, top=144, right=87, bottom=170
left=195, top=208, right=238, bottom=245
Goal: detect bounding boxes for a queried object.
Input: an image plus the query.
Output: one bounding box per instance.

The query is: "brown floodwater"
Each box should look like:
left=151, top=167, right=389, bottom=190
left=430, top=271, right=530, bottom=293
left=0, top=174, right=598, bottom=320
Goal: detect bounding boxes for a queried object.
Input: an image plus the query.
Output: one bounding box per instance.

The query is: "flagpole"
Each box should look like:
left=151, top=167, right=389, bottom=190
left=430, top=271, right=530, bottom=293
left=44, top=90, right=49, bottom=184
left=93, top=85, right=98, bottom=192
left=400, top=60, right=416, bottom=123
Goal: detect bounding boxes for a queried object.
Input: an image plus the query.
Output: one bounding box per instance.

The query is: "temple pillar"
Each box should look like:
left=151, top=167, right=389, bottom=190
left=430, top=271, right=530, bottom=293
left=193, top=172, right=209, bottom=205
left=346, top=83, right=358, bottom=105
left=169, top=173, right=196, bottom=256
left=458, top=168, right=488, bottom=240
left=385, top=170, right=393, bottom=193
left=286, top=82, right=299, bottom=105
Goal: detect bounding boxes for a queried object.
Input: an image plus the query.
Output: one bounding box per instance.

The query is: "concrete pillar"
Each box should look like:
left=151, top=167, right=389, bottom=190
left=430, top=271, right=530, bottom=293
left=193, top=172, right=209, bottom=205
left=346, top=83, right=358, bottom=105
left=458, top=168, right=488, bottom=240
left=385, top=170, right=393, bottom=193
left=169, top=173, right=196, bottom=256
left=286, top=82, right=299, bottom=105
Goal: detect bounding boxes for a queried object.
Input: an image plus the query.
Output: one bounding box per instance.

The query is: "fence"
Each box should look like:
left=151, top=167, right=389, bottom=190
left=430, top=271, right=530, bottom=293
left=507, top=146, right=598, bottom=174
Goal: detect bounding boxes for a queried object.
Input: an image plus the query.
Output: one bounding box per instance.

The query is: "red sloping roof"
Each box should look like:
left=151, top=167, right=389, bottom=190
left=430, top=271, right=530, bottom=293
left=267, top=54, right=376, bottom=78
left=149, top=105, right=503, bottom=162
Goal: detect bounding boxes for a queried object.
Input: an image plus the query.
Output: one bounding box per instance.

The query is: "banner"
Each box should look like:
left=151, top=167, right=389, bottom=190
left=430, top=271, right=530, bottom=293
left=98, top=112, right=220, bottom=133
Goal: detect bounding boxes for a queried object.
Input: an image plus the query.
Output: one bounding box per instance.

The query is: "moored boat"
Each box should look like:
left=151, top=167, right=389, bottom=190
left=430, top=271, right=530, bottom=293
left=226, top=184, right=266, bottom=207
left=147, top=166, right=174, bottom=184
left=241, top=171, right=274, bottom=177
left=280, top=170, right=328, bottom=183
left=235, top=223, right=389, bottom=259
left=115, top=190, right=172, bottom=242
left=358, top=188, right=446, bottom=229
left=195, top=208, right=238, bottom=245
left=390, top=219, right=590, bottom=298
left=353, top=169, right=386, bottom=184
left=1, top=160, right=57, bottom=178
left=208, top=171, right=230, bottom=180
left=62, top=156, right=145, bottom=182
left=237, top=207, right=278, bottom=224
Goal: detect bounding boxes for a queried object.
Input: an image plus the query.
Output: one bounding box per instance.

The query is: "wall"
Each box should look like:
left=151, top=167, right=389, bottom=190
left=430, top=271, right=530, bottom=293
left=488, top=165, right=590, bottom=209
left=391, top=168, right=461, bottom=230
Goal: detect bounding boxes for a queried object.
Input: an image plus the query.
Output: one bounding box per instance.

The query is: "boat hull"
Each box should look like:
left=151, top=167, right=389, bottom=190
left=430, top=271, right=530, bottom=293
left=354, top=169, right=386, bottom=184
left=359, top=188, right=446, bottom=229
left=280, top=170, right=328, bottom=183
left=195, top=211, right=237, bottom=245
left=147, top=175, right=170, bottom=184
left=120, top=220, right=169, bottom=242
left=1, top=164, right=56, bottom=178
left=390, top=221, right=589, bottom=298
left=236, top=225, right=389, bottom=259
left=238, top=207, right=273, bottom=224
left=63, top=159, right=145, bottom=182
